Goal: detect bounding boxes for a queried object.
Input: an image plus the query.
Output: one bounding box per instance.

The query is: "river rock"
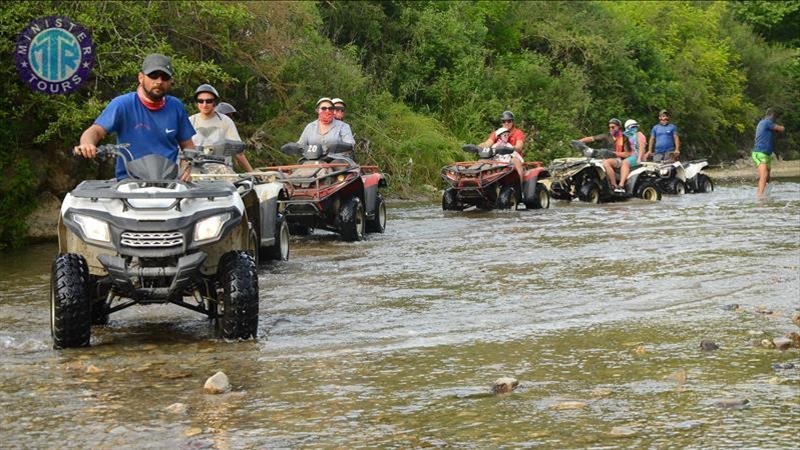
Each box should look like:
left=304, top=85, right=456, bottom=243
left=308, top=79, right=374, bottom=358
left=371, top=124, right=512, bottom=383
left=184, top=427, right=202, bottom=437
left=85, top=364, right=103, bottom=374
left=165, top=402, right=187, bottom=414
left=492, top=377, right=518, bottom=394
left=550, top=401, right=587, bottom=410
left=713, top=398, right=750, bottom=409
left=203, top=371, right=230, bottom=394
left=699, top=339, right=719, bottom=351
left=787, top=332, right=800, bottom=348
left=722, top=303, right=739, bottom=311
left=609, top=426, right=637, bottom=437
left=666, top=368, right=688, bottom=383
left=792, top=312, right=800, bottom=327
left=591, top=388, right=613, bottom=398
left=772, top=337, right=792, bottom=350
left=772, top=362, right=795, bottom=370
left=633, top=345, right=647, bottom=355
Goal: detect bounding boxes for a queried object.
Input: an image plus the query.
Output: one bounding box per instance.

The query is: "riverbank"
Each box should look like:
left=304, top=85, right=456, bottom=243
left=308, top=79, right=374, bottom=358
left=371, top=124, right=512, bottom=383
left=707, top=158, right=800, bottom=180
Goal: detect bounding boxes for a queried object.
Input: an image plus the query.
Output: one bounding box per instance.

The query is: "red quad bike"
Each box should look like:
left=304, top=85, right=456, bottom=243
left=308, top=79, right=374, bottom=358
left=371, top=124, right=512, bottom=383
left=440, top=145, right=550, bottom=211
left=266, top=142, right=387, bottom=241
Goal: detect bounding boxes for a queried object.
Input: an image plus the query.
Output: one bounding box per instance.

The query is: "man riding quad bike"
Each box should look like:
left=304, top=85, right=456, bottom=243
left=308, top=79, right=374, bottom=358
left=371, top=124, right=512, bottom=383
left=440, top=144, right=551, bottom=211
left=52, top=144, right=260, bottom=348
left=263, top=142, right=387, bottom=241
left=544, top=140, right=662, bottom=203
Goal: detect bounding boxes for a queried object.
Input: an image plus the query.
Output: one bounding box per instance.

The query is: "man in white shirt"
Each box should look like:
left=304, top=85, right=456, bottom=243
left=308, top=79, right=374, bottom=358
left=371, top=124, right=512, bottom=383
left=190, top=84, right=254, bottom=172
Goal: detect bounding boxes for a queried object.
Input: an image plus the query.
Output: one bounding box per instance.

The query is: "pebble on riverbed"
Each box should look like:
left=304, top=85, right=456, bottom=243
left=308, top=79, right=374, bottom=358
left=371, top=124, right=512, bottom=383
left=492, top=377, right=518, bottom=394
left=713, top=398, right=750, bottom=409
left=792, top=312, right=800, bottom=328
left=165, top=402, right=187, bottom=414
left=722, top=303, right=740, bottom=311
left=203, top=371, right=230, bottom=394
left=699, top=339, right=719, bottom=351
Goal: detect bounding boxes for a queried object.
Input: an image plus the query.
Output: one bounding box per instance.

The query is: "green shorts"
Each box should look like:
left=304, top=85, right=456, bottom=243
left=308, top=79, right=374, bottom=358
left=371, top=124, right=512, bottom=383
left=751, top=151, right=771, bottom=168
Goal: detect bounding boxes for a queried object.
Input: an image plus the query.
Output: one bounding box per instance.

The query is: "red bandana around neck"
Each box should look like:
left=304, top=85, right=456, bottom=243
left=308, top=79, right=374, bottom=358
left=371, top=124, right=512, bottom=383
left=137, top=86, right=166, bottom=111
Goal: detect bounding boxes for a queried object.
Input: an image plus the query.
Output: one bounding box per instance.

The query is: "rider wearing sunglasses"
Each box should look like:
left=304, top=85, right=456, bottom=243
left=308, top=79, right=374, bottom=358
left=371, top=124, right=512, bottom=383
left=577, top=118, right=634, bottom=191
left=74, top=53, right=195, bottom=181
left=297, top=97, right=355, bottom=158
left=189, top=83, right=253, bottom=172
left=478, top=111, right=527, bottom=194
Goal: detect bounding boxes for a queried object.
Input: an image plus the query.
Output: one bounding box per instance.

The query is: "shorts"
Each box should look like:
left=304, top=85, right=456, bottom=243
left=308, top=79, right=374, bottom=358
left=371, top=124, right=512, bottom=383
left=625, top=155, right=638, bottom=168
left=653, top=152, right=673, bottom=162
left=751, top=151, right=771, bottom=168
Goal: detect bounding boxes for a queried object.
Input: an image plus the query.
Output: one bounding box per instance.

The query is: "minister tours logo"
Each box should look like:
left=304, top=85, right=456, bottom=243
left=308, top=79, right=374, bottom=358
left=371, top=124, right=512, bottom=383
left=15, top=16, right=95, bottom=95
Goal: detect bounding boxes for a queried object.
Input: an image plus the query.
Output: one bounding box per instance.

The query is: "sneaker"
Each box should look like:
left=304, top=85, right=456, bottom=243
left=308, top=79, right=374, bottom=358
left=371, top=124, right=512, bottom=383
left=614, top=187, right=625, bottom=193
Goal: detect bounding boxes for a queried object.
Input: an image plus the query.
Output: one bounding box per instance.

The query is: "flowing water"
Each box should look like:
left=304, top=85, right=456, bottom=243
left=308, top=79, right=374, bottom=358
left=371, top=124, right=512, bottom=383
left=1, top=179, right=798, bottom=449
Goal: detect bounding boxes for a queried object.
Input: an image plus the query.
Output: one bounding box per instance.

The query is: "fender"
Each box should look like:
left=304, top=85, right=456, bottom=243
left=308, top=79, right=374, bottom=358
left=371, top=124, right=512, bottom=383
left=362, top=173, right=384, bottom=189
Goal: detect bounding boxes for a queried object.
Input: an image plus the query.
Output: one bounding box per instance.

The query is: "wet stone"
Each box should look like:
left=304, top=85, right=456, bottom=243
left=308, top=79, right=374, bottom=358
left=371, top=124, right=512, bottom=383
left=772, top=337, right=792, bottom=350
left=772, top=362, right=795, bottom=370
left=609, top=426, right=637, bottom=437
left=550, top=401, right=587, bottom=410
left=713, top=398, right=750, bottom=409
left=761, top=339, right=776, bottom=349
left=700, top=340, right=719, bottom=351
left=722, top=303, right=739, bottom=311
left=203, top=371, right=230, bottom=394
left=666, top=368, right=688, bottom=383
left=492, top=377, right=518, bottom=394
left=591, top=388, right=613, bottom=398
left=184, top=427, right=202, bottom=437
left=85, top=364, right=103, bottom=374
left=165, top=402, right=188, bottom=414
left=792, top=312, right=800, bottom=327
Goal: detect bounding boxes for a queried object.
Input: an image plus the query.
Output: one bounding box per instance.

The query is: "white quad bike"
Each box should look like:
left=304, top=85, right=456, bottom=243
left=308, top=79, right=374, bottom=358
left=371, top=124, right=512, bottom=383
left=52, top=144, right=259, bottom=348
left=189, top=140, right=291, bottom=263
left=637, top=158, right=714, bottom=195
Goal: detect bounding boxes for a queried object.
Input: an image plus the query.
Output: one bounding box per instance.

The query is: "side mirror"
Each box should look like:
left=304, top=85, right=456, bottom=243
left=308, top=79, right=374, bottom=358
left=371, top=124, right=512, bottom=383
left=222, top=140, right=245, bottom=156
left=570, top=140, right=588, bottom=151
left=494, top=146, right=514, bottom=155
left=462, top=144, right=481, bottom=154
left=281, top=143, right=303, bottom=155
left=328, top=142, right=354, bottom=154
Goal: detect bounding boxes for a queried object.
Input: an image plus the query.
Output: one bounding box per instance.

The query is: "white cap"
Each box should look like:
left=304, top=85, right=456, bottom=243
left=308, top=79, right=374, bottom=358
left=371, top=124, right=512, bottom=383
left=315, top=97, right=333, bottom=107
left=624, top=119, right=638, bottom=130
left=331, top=97, right=345, bottom=106
left=495, top=127, right=509, bottom=136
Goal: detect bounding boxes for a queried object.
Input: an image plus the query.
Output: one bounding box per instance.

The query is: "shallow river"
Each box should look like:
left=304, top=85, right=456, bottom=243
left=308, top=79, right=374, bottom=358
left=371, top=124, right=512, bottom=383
left=1, top=179, right=798, bottom=448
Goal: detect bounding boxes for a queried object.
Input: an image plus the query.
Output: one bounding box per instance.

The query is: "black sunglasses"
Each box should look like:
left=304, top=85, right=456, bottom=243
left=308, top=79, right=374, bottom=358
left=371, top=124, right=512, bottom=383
left=501, top=119, right=513, bottom=123
left=146, top=71, right=172, bottom=81
left=334, top=106, right=345, bottom=111
left=196, top=98, right=215, bottom=104
left=319, top=106, right=335, bottom=111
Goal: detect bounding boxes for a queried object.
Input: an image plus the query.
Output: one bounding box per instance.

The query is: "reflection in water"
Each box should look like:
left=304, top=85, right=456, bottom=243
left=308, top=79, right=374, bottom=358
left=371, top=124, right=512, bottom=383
left=0, top=180, right=798, bottom=447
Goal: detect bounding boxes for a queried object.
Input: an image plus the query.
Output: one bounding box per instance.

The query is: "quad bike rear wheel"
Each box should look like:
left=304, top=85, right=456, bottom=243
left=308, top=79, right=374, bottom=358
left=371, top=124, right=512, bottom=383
left=262, top=215, right=290, bottom=261
left=367, top=193, right=387, bottom=233
left=248, top=224, right=260, bottom=266
left=340, top=195, right=365, bottom=241
left=217, top=251, right=259, bottom=340
left=51, top=253, right=92, bottom=348
left=637, top=182, right=662, bottom=201
left=442, top=188, right=462, bottom=211
left=496, top=186, right=517, bottom=210
left=578, top=180, right=601, bottom=204
left=525, top=183, right=550, bottom=209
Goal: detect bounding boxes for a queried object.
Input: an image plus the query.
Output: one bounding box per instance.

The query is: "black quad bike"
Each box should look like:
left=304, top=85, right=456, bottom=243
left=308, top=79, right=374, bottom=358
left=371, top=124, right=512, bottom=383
left=440, top=144, right=551, bottom=211
left=52, top=144, right=259, bottom=348
left=544, top=140, right=662, bottom=203
left=264, top=142, right=387, bottom=241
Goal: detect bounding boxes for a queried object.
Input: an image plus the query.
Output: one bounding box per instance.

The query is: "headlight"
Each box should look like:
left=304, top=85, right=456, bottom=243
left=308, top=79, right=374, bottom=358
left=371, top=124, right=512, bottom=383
left=659, top=168, right=671, bottom=176
left=73, top=214, right=110, bottom=242
left=337, top=174, right=346, bottom=182
left=193, top=213, right=230, bottom=242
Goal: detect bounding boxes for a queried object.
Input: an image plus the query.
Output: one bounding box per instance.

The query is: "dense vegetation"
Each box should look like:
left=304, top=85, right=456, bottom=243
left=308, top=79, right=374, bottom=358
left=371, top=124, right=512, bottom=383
left=0, top=1, right=797, bottom=248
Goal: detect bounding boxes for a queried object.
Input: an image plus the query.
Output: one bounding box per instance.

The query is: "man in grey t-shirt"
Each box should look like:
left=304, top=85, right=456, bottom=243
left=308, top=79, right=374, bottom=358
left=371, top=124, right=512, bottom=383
left=298, top=97, right=355, bottom=157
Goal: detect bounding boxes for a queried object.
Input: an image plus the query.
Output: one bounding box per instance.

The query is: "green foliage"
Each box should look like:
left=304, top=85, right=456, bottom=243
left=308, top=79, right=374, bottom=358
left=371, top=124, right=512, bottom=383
left=1, top=0, right=797, bottom=248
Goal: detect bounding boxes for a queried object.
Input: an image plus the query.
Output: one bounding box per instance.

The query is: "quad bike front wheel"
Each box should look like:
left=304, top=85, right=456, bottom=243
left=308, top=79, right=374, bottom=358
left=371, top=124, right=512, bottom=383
left=496, top=186, right=517, bottom=210
left=637, top=182, right=662, bottom=201
left=578, top=180, right=601, bottom=204
left=442, top=188, right=462, bottom=211
left=696, top=174, right=714, bottom=193
left=669, top=179, right=686, bottom=195
left=340, top=195, right=365, bottom=241
left=262, top=215, right=290, bottom=261
left=217, top=251, right=259, bottom=340
left=51, top=253, right=92, bottom=349
left=525, top=183, right=550, bottom=209
left=367, top=193, right=387, bottom=233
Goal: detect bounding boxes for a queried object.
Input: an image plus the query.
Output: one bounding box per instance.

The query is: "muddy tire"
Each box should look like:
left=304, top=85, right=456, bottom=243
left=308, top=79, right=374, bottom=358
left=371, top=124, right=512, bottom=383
left=496, top=186, right=517, bottom=210
left=669, top=179, right=686, bottom=195
left=578, top=180, right=601, bottom=204
left=442, top=188, right=461, bottom=211
left=366, top=193, right=387, bottom=233
left=696, top=174, right=714, bottom=193
left=637, top=182, right=662, bottom=201
left=339, top=195, right=365, bottom=241
left=526, top=183, right=551, bottom=209
left=247, top=223, right=260, bottom=266
left=289, top=224, right=312, bottom=236
left=262, top=215, right=290, bottom=261
left=217, top=251, right=259, bottom=340
left=51, top=254, right=91, bottom=349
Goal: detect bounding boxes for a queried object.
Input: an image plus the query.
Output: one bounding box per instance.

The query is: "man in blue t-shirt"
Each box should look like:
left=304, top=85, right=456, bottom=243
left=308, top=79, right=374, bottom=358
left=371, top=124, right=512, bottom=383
left=648, top=109, right=680, bottom=162
left=74, top=53, right=195, bottom=180
left=752, top=107, right=786, bottom=196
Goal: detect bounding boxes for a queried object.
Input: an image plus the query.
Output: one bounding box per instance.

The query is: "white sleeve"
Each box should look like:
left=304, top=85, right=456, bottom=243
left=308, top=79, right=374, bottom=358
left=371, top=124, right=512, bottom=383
left=221, top=114, right=241, bottom=141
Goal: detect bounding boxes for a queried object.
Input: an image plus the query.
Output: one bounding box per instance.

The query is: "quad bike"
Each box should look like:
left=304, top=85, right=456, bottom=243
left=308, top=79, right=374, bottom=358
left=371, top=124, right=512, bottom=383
left=636, top=159, right=713, bottom=195
left=263, top=142, right=387, bottom=241
left=189, top=140, right=292, bottom=262
left=440, top=145, right=550, bottom=211
left=544, top=140, right=662, bottom=203
left=52, top=143, right=259, bottom=349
